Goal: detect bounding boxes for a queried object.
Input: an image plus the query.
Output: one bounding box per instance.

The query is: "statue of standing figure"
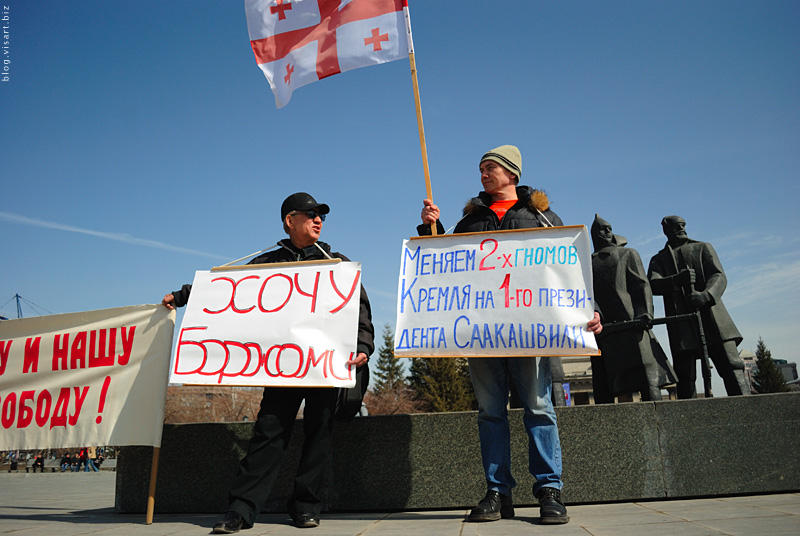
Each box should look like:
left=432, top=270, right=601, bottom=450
left=590, top=215, right=677, bottom=402
left=647, top=216, right=750, bottom=399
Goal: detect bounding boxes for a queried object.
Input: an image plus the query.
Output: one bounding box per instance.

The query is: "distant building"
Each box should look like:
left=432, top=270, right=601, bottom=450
left=563, top=357, right=593, bottom=405
left=774, top=359, right=799, bottom=384
left=741, top=350, right=758, bottom=391
left=563, top=357, right=676, bottom=405
left=740, top=350, right=798, bottom=392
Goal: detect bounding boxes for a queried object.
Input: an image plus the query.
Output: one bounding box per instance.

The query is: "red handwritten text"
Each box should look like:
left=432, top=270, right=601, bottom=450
left=173, top=327, right=354, bottom=384
left=0, top=340, right=10, bottom=375
left=50, top=326, right=137, bottom=372
left=1, top=385, right=90, bottom=430
left=200, top=269, right=360, bottom=316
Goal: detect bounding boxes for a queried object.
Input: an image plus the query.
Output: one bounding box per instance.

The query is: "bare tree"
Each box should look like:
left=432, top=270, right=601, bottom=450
left=364, top=324, right=425, bottom=415
left=164, top=386, right=263, bottom=423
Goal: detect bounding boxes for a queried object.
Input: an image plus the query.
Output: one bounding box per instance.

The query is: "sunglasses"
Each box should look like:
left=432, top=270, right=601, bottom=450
left=291, top=209, right=326, bottom=221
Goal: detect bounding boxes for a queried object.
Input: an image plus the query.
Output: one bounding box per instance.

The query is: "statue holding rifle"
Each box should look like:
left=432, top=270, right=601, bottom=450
left=590, top=215, right=676, bottom=402
left=647, top=216, right=750, bottom=399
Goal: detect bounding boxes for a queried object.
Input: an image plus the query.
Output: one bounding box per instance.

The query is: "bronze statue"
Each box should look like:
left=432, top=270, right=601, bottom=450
left=590, top=215, right=676, bottom=402
left=647, top=216, right=750, bottom=399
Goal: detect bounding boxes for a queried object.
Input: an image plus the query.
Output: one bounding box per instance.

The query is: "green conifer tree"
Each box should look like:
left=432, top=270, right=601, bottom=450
left=372, top=324, right=407, bottom=394
left=408, top=357, right=476, bottom=412
left=366, top=325, right=423, bottom=415
left=752, top=337, right=789, bottom=394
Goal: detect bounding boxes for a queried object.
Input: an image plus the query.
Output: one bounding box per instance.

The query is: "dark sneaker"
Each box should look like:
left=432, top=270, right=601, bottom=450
left=467, top=490, right=514, bottom=522
left=293, top=513, right=320, bottom=528
left=212, top=511, right=244, bottom=534
left=536, top=487, right=569, bottom=524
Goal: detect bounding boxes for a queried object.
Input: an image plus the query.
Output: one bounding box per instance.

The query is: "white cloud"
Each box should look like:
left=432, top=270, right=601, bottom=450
left=725, top=259, right=800, bottom=310
left=0, top=211, right=228, bottom=260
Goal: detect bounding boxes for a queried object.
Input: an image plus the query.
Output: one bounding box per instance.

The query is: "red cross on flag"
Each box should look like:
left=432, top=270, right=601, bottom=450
left=245, top=0, right=412, bottom=108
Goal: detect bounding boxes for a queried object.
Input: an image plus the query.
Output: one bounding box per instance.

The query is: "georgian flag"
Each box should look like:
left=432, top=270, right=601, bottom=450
left=245, top=0, right=412, bottom=108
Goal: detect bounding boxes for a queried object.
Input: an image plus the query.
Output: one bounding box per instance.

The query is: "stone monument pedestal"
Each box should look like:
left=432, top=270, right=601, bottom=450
left=115, top=392, right=800, bottom=513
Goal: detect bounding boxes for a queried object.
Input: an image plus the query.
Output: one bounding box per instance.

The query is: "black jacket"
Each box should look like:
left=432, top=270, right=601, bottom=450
left=417, top=185, right=563, bottom=236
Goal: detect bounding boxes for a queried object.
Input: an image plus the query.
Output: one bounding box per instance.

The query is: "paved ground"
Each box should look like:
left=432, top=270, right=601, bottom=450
left=1, top=471, right=798, bottom=535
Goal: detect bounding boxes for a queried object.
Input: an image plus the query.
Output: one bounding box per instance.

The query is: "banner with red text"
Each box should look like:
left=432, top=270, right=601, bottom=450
left=0, top=305, right=175, bottom=450
left=395, top=227, right=599, bottom=358
left=170, top=261, right=361, bottom=387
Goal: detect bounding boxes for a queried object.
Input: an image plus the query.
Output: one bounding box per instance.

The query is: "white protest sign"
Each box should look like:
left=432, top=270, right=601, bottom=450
left=170, top=260, right=362, bottom=387
left=0, top=305, right=175, bottom=450
left=395, top=226, right=599, bottom=358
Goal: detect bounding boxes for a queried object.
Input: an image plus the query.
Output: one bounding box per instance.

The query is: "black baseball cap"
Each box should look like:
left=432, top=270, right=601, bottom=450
left=280, top=192, right=330, bottom=221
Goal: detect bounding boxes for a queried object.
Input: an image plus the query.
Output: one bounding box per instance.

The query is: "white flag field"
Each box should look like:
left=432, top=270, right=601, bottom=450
left=395, top=226, right=600, bottom=358
left=170, top=261, right=363, bottom=388
left=0, top=305, right=175, bottom=451
left=245, top=0, right=411, bottom=107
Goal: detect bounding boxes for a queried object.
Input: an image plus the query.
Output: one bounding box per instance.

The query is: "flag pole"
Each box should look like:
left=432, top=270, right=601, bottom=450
left=145, top=446, right=160, bottom=524
left=403, top=1, right=437, bottom=235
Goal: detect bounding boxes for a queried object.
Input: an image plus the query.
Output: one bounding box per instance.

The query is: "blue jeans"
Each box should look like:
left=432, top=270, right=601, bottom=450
left=468, top=356, right=563, bottom=497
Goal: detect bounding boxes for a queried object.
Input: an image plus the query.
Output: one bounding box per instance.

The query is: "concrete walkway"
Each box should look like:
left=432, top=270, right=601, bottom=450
left=1, top=472, right=798, bottom=535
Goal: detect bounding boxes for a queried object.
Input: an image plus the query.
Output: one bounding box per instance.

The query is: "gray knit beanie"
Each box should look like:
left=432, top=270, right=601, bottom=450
left=480, top=145, right=522, bottom=181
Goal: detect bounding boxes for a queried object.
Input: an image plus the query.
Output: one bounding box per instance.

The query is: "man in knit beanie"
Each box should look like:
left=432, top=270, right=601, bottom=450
left=418, top=145, right=602, bottom=525
left=478, top=144, right=523, bottom=183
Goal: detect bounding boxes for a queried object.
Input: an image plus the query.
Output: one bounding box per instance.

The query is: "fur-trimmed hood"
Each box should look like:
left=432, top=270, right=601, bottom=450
left=463, top=187, right=552, bottom=216
left=416, top=184, right=563, bottom=236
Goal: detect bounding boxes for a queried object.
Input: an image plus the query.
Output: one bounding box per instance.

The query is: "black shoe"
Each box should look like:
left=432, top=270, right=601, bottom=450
left=212, top=511, right=244, bottom=534
left=536, top=487, right=569, bottom=524
left=467, top=490, right=514, bottom=522
left=293, top=513, right=320, bottom=528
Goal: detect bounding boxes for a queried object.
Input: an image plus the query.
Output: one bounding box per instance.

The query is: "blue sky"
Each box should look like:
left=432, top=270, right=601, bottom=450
left=2, top=1, right=798, bottom=396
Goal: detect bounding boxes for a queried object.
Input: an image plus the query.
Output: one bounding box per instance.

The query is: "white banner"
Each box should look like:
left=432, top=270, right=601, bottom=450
left=170, top=261, right=362, bottom=388
left=0, top=305, right=175, bottom=450
left=395, top=227, right=599, bottom=358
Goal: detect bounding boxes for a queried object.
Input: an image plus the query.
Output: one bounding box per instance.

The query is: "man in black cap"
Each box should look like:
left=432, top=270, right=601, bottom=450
left=162, top=192, right=375, bottom=532
left=647, top=215, right=749, bottom=399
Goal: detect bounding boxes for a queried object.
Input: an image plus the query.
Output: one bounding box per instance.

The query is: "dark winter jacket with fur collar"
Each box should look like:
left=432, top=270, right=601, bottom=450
left=417, top=185, right=563, bottom=236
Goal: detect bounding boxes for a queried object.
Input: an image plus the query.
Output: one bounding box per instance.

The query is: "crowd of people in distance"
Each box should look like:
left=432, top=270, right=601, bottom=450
left=59, top=447, right=105, bottom=472
left=3, top=447, right=108, bottom=473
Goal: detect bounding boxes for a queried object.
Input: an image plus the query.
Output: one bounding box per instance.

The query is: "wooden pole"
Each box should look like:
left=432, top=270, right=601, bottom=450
left=404, top=4, right=437, bottom=235
left=145, top=447, right=160, bottom=525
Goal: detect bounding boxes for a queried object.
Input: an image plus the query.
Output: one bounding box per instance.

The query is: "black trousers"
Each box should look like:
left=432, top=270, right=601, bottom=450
left=227, top=386, right=337, bottom=527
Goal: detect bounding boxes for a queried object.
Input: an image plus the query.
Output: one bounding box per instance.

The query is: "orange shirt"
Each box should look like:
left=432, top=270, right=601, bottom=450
left=490, top=199, right=517, bottom=221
